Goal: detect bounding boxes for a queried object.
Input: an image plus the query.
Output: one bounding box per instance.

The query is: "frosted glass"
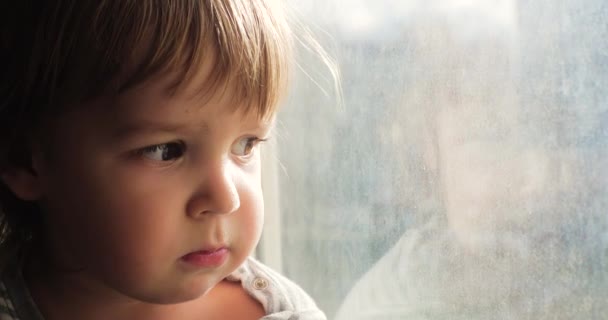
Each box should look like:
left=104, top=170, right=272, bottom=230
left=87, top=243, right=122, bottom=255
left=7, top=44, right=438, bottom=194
left=276, top=0, right=608, bottom=318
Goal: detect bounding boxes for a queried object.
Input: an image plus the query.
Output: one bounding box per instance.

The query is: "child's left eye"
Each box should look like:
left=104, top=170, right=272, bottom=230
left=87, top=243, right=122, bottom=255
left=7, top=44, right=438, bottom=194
left=136, top=142, right=185, bottom=162
left=231, top=137, right=265, bottom=157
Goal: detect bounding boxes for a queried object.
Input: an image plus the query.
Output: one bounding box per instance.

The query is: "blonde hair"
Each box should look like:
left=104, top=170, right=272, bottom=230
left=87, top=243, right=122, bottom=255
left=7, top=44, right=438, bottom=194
left=0, top=0, right=294, bottom=263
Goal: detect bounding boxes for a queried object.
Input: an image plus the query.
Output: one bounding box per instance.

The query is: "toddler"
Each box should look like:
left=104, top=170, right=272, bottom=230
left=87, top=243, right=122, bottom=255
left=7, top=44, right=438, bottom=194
left=0, top=1, right=326, bottom=319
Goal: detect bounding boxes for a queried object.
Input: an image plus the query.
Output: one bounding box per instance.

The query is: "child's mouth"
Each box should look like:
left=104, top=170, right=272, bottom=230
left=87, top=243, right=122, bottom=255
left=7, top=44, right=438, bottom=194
left=181, top=247, right=228, bottom=268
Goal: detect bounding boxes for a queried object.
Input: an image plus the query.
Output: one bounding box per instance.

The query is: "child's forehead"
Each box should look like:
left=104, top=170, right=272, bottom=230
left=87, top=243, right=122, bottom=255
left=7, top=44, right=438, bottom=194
left=105, top=69, right=271, bottom=127
left=117, top=49, right=276, bottom=123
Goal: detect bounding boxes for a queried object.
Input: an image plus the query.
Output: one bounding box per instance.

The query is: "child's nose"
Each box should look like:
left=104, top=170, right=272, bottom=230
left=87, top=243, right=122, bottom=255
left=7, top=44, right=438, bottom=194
left=186, top=160, right=241, bottom=218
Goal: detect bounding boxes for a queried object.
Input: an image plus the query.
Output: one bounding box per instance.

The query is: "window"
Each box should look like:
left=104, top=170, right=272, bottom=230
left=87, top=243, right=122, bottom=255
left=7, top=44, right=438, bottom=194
left=259, top=0, right=608, bottom=318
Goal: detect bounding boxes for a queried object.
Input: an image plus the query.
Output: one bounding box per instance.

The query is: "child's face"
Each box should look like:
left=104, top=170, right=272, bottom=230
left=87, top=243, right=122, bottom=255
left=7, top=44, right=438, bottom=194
left=33, top=73, right=270, bottom=303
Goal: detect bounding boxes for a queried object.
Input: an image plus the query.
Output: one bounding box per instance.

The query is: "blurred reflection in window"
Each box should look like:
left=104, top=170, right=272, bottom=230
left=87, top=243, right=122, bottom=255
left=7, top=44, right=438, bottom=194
left=275, top=0, right=608, bottom=317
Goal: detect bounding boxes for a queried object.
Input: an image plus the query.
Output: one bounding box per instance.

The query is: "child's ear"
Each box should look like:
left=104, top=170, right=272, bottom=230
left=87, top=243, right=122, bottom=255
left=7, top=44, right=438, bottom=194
left=1, top=165, right=43, bottom=201
left=0, top=143, right=46, bottom=201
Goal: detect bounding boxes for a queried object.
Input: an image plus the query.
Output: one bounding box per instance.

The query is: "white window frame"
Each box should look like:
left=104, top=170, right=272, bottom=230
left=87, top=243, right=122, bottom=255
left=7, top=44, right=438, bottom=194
left=256, top=142, right=283, bottom=272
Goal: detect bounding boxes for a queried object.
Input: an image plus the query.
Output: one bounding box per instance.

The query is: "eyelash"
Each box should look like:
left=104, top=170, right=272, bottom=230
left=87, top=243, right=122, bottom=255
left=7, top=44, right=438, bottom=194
left=233, top=137, right=268, bottom=158
left=135, top=142, right=186, bottom=162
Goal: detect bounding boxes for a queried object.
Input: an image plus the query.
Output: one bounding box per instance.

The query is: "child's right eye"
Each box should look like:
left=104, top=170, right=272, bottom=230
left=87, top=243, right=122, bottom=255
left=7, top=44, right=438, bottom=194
left=136, top=142, right=185, bottom=162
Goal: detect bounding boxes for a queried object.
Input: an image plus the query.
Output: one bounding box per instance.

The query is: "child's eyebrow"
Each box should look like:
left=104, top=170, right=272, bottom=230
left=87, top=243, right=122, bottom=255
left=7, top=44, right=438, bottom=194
left=111, top=121, right=211, bottom=140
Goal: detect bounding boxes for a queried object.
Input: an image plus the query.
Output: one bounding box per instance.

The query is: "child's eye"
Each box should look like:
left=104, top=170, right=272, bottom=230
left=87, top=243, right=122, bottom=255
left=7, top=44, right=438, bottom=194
left=136, top=142, right=185, bottom=162
left=231, top=137, right=266, bottom=157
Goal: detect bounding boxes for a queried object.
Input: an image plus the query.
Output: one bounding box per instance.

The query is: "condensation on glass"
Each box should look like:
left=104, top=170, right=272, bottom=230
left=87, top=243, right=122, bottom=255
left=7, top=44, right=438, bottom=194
left=273, top=0, right=608, bottom=318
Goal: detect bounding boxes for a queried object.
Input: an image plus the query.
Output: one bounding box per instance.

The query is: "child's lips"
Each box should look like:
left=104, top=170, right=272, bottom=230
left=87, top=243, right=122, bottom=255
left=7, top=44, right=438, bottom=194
left=181, top=247, right=228, bottom=268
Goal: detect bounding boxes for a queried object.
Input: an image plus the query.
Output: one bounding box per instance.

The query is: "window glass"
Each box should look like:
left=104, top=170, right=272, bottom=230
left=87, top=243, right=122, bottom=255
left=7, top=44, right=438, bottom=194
left=276, top=0, right=608, bottom=317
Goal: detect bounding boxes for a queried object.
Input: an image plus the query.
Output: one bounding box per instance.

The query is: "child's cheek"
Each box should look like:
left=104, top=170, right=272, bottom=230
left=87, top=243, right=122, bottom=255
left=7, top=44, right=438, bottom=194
left=227, top=177, right=265, bottom=259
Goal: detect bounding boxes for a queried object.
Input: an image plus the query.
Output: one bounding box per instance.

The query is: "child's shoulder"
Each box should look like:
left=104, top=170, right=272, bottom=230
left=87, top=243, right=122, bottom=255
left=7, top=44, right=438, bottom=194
left=226, top=257, right=327, bottom=320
